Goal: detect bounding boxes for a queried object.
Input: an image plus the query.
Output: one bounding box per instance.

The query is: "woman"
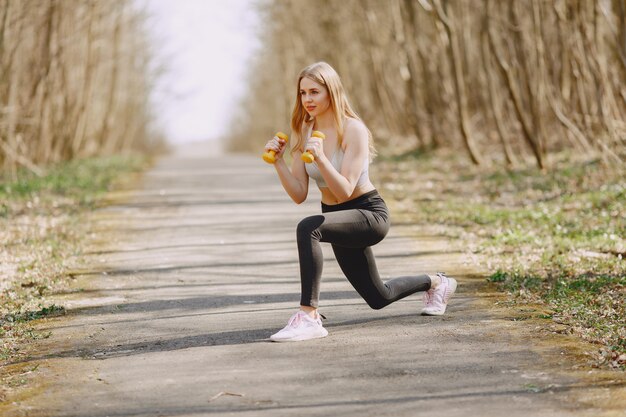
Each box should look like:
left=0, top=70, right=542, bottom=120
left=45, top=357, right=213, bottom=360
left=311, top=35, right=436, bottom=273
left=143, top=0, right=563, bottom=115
left=264, top=62, right=457, bottom=342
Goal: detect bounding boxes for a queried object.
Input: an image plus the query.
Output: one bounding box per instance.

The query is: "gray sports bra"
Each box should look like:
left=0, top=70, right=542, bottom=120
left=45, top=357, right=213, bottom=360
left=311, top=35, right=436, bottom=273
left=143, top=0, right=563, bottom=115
left=303, top=123, right=370, bottom=188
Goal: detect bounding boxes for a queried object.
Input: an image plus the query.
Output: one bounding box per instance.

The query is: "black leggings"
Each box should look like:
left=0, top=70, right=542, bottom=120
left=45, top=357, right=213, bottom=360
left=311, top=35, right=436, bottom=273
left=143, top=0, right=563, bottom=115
left=297, top=190, right=431, bottom=309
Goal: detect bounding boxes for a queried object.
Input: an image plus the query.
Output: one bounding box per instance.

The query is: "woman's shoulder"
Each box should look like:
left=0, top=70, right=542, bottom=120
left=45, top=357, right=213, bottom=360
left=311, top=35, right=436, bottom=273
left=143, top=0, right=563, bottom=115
left=344, top=117, right=367, bottom=130
left=343, top=118, right=369, bottom=142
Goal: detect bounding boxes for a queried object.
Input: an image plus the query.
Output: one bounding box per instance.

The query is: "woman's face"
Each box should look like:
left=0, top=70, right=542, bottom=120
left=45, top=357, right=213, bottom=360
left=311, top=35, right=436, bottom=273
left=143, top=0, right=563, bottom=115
left=300, top=77, right=330, bottom=118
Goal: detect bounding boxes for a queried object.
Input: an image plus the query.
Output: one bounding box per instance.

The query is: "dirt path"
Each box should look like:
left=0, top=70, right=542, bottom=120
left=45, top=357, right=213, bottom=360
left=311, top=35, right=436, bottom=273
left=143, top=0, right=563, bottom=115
left=4, top=143, right=624, bottom=416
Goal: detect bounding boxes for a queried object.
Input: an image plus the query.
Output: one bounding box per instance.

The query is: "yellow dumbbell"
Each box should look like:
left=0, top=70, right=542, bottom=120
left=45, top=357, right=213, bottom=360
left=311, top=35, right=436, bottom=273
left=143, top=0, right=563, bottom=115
left=262, top=132, right=289, bottom=164
left=301, top=131, right=326, bottom=163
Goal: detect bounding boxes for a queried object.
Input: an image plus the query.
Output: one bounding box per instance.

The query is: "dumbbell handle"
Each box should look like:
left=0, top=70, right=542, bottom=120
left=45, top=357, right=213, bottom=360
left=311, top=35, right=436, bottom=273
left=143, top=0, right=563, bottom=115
left=262, top=132, right=289, bottom=164
left=301, top=131, right=326, bottom=163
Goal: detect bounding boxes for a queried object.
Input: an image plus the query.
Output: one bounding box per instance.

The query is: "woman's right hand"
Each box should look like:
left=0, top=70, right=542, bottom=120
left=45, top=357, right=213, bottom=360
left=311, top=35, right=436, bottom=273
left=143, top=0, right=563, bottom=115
left=264, top=135, right=288, bottom=160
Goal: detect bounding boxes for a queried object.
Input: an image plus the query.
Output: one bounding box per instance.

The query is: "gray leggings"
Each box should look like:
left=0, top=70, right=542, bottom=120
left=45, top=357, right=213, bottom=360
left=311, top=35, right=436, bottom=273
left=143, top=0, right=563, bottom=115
left=297, top=190, right=431, bottom=309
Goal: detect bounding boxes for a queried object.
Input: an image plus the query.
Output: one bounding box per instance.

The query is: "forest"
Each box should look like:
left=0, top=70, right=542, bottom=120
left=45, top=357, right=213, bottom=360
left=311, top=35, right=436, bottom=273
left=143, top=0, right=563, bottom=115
left=229, top=0, right=625, bottom=170
left=0, top=0, right=158, bottom=179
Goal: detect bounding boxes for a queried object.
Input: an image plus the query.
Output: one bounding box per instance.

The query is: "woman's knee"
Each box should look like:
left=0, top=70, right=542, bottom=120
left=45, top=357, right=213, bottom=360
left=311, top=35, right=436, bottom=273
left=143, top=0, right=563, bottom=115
left=296, top=215, right=324, bottom=242
left=355, top=287, right=388, bottom=310
left=365, top=298, right=388, bottom=310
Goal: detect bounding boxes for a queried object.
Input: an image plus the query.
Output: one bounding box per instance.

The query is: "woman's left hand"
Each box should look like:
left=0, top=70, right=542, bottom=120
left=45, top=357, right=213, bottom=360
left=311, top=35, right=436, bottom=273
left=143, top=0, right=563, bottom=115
left=305, top=136, right=325, bottom=160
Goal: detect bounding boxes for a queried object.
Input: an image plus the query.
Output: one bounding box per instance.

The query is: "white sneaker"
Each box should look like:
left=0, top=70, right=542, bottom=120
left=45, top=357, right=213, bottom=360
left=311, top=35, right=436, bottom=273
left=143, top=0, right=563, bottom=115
left=421, top=272, right=457, bottom=316
left=270, top=310, right=328, bottom=342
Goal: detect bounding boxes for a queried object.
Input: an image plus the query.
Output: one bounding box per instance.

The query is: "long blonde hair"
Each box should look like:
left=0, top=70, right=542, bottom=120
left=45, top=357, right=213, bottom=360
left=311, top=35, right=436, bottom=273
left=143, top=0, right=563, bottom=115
left=290, top=62, right=375, bottom=159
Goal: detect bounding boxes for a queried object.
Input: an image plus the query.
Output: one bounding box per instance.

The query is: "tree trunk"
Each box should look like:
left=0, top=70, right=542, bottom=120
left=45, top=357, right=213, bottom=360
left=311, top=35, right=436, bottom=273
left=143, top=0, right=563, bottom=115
left=482, top=0, right=516, bottom=166
left=432, top=0, right=482, bottom=165
left=394, top=0, right=423, bottom=148
left=363, top=5, right=402, bottom=136
left=101, top=3, right=123, bottom=154
left=488, top=1, right=545, bottom=169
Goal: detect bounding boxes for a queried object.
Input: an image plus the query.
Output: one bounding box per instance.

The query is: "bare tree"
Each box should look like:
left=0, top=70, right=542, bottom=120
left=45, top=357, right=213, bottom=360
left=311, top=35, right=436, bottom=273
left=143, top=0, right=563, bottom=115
left=0, top=0, right=159, bottom=178
left=228, top=0, right=626, bottom=168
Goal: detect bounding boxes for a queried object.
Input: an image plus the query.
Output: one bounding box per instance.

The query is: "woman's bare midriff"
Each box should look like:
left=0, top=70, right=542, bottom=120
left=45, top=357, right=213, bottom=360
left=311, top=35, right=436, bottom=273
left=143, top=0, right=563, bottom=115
left=318, top=182, right=376, bottom=205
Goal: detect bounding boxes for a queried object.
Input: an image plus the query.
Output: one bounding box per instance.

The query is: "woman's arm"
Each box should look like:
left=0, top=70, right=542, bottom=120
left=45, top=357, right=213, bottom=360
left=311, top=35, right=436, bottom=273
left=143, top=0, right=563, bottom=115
left=273, top=150, right=309, bottom=204
left=315, top=120, right=369, bottom=201
left=264, top=133, right=309, bottom=204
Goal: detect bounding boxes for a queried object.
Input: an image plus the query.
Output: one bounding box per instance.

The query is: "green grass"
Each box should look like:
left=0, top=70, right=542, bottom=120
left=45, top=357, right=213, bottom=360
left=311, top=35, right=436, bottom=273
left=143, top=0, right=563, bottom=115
left=374, top=150, right=625, bottom=368
left=1, top=156, right=147, bottom=214
left=3, top=305, right=66, bottom=324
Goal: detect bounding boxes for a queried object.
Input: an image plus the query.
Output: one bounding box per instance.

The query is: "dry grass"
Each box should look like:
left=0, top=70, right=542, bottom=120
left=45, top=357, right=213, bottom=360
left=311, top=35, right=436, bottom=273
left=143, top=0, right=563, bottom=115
left=0, top=156, right=148, bottom=394
left=373, top=149, right=625, bottom=369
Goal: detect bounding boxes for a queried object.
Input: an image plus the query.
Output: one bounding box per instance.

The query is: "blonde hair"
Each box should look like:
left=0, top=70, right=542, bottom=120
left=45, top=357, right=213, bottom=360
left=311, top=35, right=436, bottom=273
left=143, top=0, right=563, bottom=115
left=290, top=62, right=375, bottom=159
